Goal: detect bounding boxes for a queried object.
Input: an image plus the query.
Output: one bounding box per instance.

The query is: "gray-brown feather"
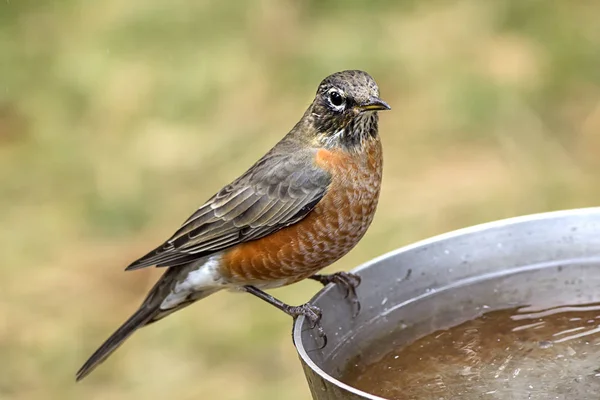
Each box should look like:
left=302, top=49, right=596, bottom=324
left=126, top=144, right=331, bottom=271
left=76, top=267, right=216, bottom=381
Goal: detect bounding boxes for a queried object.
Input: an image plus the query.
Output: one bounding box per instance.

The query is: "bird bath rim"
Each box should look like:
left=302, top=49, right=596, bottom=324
left=293, top=207, right=600, bottom=400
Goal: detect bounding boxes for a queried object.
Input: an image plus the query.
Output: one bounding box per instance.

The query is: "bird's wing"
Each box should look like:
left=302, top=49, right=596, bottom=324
left=125, top=148, right=331, bottom=270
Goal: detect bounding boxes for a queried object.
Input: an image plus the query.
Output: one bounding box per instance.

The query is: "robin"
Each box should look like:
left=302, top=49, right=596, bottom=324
left=76, top=70, right=390, bottom=381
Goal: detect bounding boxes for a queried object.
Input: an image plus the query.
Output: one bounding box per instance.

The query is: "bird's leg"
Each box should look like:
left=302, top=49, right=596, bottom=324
left=244, top=285, right=326, bottom=345
left=309, top=272, right=361, bottom=316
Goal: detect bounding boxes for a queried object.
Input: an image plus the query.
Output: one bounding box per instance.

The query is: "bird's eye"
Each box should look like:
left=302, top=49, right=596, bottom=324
left=328, top=90, right=345, bottom=109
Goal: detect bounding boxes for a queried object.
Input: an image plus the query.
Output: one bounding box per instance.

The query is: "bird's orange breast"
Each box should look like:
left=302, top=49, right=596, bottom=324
left=219, top=138, right=383, bottom=288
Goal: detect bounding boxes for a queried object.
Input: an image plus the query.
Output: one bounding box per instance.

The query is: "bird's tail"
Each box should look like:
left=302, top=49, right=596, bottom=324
left=76, top=304, right=157, bottom=381
left=76, top=267, right=220, bottom=381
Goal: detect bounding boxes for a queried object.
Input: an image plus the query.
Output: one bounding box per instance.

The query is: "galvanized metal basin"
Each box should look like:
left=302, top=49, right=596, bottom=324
left=293, top=208, right=600, bottom=400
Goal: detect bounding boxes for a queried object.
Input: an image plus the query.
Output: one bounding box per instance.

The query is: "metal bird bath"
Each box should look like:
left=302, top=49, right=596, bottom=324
left=293, top=208, right=600, bottom=400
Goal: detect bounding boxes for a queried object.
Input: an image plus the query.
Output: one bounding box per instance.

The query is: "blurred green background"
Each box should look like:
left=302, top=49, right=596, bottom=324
left=1, top=1, right=599, bottom=399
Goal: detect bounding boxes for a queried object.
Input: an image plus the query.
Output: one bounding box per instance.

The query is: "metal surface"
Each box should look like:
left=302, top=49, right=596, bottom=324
left=293, top=208, right=600, bottom=400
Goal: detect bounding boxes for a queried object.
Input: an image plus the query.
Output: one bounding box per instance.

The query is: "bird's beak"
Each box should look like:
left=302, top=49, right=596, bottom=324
left=356, top=97, right=391, bottom=112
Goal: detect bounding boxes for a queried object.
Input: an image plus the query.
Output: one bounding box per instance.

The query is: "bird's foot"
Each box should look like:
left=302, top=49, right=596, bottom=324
left=282, top=303, right=326, bottom=346
left=310, top=272, right=361, bottom=317
left=244, top=285, right=327, bottom=347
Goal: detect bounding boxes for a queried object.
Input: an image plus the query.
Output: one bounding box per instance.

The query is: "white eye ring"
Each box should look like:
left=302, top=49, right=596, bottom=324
left=327, top=89, right=346, bottom=111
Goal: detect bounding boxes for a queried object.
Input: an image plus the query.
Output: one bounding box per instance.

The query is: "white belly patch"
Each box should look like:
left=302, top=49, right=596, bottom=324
left=160, top=255, right=223, bottom=310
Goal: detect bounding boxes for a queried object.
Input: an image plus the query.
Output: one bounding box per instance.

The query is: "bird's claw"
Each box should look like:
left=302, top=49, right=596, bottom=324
left=310, top=272, right=362, bottom=317
left=287, top=303, right=327, bottom=348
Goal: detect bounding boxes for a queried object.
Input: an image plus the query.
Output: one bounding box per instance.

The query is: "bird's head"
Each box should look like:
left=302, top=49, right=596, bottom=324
left=309, top=70, right=390, bottom=149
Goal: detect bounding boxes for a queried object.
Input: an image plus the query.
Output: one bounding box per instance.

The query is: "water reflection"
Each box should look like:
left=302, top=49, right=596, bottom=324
left=342, top=303, right=600, bottom=400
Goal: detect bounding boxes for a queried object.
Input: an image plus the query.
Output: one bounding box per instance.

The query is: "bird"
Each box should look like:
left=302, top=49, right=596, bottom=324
left=76, top=69, right=390, bottom=381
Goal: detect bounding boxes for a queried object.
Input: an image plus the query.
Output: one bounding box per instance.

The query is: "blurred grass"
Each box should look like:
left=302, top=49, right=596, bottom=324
left=1, top=0, right=599, bottom=399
